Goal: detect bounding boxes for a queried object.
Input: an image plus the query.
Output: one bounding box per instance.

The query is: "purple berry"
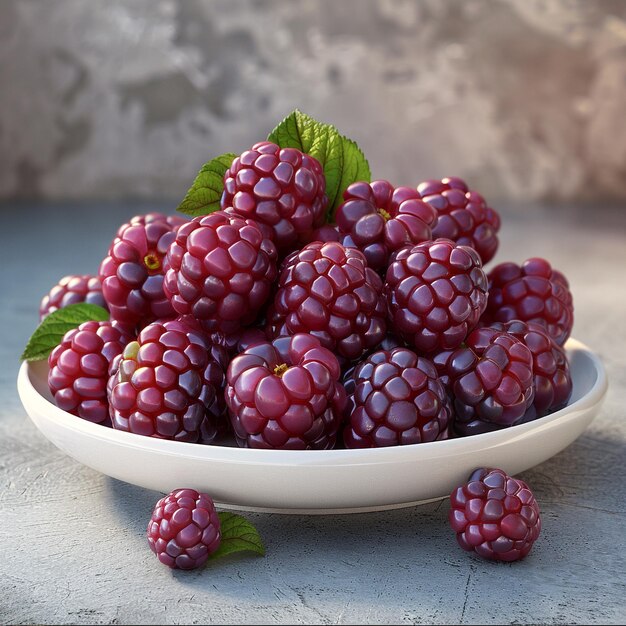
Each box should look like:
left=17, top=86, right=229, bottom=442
left=487, top=320, right=572, bottom=417
left=163, top=211, right=277, bottom=336
left=225, top=334, right=346, bottom=449
left=99, top=213, right=186, bottom=327
left=336, top=180, right=437, bottom=272
left=384, top=238, right=488, bottom=353
left=343, top=347, right=451, bottom=448
left=108, top=316, right=228, bottom=443
left=484, top=258, right=574, bottom=346
left=267, top=241, right=387, bottom=361
left=48, top=320, right=132, bottom=424
left=449, top=468, right=541, bottom=562
left=40, top=274, right=107, bottom=321
left=417, top=177, right=501, bottom=265
left=222, top=142, right=327, bottom=256
left=442, top=326, right=535, bottom=436
left=147, top=488, right=221, bottom=570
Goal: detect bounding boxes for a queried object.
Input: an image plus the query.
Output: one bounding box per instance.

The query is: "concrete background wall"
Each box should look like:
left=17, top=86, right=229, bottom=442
left=1, top=0, right=626, bottom=204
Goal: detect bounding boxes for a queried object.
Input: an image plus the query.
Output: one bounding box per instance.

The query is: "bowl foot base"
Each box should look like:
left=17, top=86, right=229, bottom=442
left=214, top=496, right=447, bottom=515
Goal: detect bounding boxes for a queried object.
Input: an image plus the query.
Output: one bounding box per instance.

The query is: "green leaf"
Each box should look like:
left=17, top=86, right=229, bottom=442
left=21, top=303, right=110, bottom=361
left=268, top=109, right=371, bottom=220
left=210, top=512, right=265, bottom=560
left=176, top=152, right=237, bottom=217
left=335, top=136, right=371, bottom=211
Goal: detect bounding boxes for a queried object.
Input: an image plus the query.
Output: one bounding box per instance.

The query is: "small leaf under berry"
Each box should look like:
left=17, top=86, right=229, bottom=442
left=210, top=512, right=265, bottom=560
left=267, top=109, right=371, bottom=220
left=21, top=303, right=110, bottom=361
left=177, top=152, right=237, bottom=217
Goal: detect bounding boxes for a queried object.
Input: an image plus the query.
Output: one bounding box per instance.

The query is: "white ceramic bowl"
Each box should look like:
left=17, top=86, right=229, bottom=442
left=17, top=338, right=607, bottom=514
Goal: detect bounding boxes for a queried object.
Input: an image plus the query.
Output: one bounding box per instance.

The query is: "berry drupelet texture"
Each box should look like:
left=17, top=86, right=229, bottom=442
left=484, top=258, right=574, bottom=346
left=443, top=326, right=535, bottom=436
left=209, top=327, right=269, bottom=357
left=147, top=488, right=221, bottom=570
left=99, top=213, right=186, bottom=328
left=449, top=467, right=541, bottom=562
left=108, top=317, right=228, bottom=443
left=40, top=274, right=107, bottom=320
left=164, top=211, right=278, bottom=336
left=343, top=347, right=451, bottom=448
left=267, top=241, right=387, bottom=361
left=342, top=332, right=405, bottom=397
left=305, top=223, right=342, bottom=245
left=222, top=142, right=327, bottom=256
left=48, top=320, right=131, bottom=424
left=487, top=320, right=572, bottom=416
left=384, top=238, right=488, bottom=353
left=417, top=177, right=501, bottom=265
left=335, top=180, right=437, bottom=272
left=225, top=334, right=346, bottom=449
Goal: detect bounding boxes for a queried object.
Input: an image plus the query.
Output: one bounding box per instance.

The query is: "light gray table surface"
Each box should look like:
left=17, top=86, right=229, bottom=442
left=1, top=202, right=625, bottom=625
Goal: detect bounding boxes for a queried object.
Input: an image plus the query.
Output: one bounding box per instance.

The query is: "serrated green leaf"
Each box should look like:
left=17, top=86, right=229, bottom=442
left=268, top=110, right=371, bottom=221
left=210, top=512, right=265, bottom=560
left=177, top=152, right=237, bottom=217
left=312, top=130, right=344, bottom=218
left=335, top=135, right=371, bottom=210
left=21, top=303, right=110, bottom=361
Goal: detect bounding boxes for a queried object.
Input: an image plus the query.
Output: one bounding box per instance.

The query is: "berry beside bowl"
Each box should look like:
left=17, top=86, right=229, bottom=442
left=18, top=337, right=605, bottom=513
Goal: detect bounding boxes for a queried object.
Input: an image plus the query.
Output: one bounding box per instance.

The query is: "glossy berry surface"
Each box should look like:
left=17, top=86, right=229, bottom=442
left=225, top=334, right=346, bottom=449
left=164, top=211, right=277, bottom=336
left=343, top=348, right=451, bottom=448
left=341, top=333, right=405, bottom=397
left=449, top=467, right=541, bottom=562
left=48, top=320, right=131, bottom=424
left=485, top=258, right=573, bottom=346
left=147, top=488, right=221, bottom=570
left=40, top=274, right=107, bottom=320
left=267, top=241, right=387, bottom=361
left=99, top=213, right=186, bottom=327
left=417, top=177, right=500, bottom=265
left=222, top=142, right=327, bottom=256
left=209, top=327, right=269, bottom=356
left=384, top=238, right=488, bottom=353
left=487, top=320, right=572, bottom=417
left=305, top=223, right=342, bottom=245
left=445, top=326, right=535, bottom=435
left=335, top=180, right=437, bottom=272
left=108, top=317, right=228, bottom=443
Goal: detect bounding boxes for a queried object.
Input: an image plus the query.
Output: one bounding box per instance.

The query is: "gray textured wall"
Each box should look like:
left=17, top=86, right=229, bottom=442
left=1, top=0, right=626, bottom=203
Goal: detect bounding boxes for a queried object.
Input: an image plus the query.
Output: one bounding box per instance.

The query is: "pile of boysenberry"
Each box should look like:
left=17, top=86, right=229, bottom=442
left=34, top=114, right=574, bottom=566
left=41, top=140, right=574, bottom=451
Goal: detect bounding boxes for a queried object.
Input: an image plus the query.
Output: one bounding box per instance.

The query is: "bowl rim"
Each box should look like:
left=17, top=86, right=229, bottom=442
left=17, top=337, right=608, bottom=467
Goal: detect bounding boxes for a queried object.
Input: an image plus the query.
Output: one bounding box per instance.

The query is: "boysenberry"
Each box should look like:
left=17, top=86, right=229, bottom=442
left=343, top=348, right=451, bottom=448
left=335, top=180, right=437, bottom=272
left=222, top=142, right=327, bottom=256
left=225, top=334, right=346, bottom=449
left=384, top=238, right=488, bottom=353
left=417, top=177, right=500, bottom=265
left=147, top=489, right=221, bottom=570
left=164, top=211, right=277, bottom=336
left=40, top=274, right=107, bottom=320
left=48, top=320, right=131, bottom=424
left=484, top=258, right=573, bottom=345
left=99, top=213, right=186, bottom=327
left=267, top=241, right=387, bottom=361
left=449, top=468, right=541, bottom=562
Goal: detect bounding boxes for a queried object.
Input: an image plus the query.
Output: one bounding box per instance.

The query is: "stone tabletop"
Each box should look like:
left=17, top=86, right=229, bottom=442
left=1, top=202, right=625, bottom=625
